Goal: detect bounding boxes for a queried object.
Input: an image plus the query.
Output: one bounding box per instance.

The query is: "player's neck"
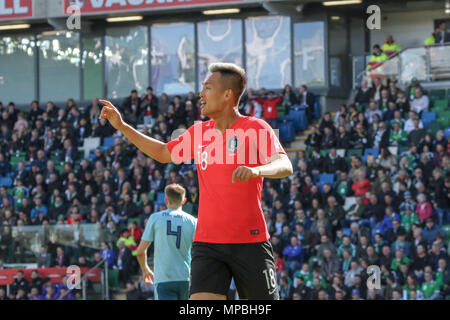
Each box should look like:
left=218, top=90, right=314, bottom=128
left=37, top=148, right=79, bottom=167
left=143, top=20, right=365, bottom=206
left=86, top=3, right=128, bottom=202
left=167, top=205, right=182, bottom=210
left=213, top=107, right=241, bottom=134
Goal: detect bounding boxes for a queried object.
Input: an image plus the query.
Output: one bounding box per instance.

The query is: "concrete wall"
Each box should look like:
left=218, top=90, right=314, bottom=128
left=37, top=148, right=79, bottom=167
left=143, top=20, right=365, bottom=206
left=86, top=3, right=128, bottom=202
left=370, top=9, right=449, bottom=49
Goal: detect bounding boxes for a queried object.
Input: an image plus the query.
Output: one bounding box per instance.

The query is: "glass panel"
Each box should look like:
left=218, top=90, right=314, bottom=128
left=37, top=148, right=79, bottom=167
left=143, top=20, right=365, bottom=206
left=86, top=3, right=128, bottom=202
left=197, top=19, right=243, bottom=88
left=428, top=45, right=450, bottom=81
left=0, top=35, right=35, bottom=104
left=398, top=47, right=427, bottom=86
left=294, top=21, right=325, bottom=87
left=245, top=16, right=291, bottom=90
left=105, top=26, right=148, bottom=98
left=151, top=23, right=195, bottom=95
left=38, top=32, right=81, bottom=102
left=82, top=36, right=103, bottom=100
left=2, top=224, right=111, bottom=263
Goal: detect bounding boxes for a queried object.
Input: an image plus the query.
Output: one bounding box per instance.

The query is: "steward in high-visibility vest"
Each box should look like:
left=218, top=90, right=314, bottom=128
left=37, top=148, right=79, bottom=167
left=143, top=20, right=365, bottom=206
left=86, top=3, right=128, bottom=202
left=367, top=44, right=388, bottom=71
left=117, top=229, right=138, bottom=256
left=381, top=35, right=402, bottom=57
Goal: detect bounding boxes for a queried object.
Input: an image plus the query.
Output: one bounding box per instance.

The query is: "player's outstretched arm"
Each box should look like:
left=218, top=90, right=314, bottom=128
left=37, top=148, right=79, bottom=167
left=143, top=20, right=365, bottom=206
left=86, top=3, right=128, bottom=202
left=232, top=153, right=293, bottom=183
left=99, top=100, right=172, bottom=164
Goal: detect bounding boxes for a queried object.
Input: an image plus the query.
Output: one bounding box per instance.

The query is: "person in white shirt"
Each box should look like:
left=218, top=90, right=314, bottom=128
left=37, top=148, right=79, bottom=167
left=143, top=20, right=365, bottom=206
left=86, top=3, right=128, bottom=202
left=410, top=87, right=429, bottom=114
left=404, top=111, right=424, bottom=134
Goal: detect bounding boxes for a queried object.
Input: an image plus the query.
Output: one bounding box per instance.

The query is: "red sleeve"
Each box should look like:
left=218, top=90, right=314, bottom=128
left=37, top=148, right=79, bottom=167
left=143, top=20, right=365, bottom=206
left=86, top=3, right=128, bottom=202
left=167, top=123, right=197, bottom=163
left=254, top=98, right=266, bottom=105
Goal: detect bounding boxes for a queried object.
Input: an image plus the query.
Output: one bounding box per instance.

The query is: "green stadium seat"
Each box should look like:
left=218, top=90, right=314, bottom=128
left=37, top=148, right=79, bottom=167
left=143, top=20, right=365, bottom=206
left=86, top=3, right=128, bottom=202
left=430, top=89, right=446, bottom=100
left=108, top=269, right=120, bottom=290
left=277, top=106, right=286, bottom=118
left=426, top=122, right=442, bottom=136
left=182, top=202, right=194, bottom=215
left=433, top=99, right=448, bottom=109
left=442, top=225, right=450, bottom=241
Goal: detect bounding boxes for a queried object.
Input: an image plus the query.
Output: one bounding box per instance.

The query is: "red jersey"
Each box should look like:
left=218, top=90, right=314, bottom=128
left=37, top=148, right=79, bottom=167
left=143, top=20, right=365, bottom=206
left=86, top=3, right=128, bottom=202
left=254, top=97, right=283, bottom=119
left=167, top=116, right=286, bottom=244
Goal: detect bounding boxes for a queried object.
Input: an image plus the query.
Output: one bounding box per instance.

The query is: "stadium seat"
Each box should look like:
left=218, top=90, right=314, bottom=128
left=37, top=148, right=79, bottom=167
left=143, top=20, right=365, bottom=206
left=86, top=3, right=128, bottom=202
left=314, top=96, right=321, bottom=119
left=437, top=111, right=450, bottom=129
left=0, top=177, right=12, bottom=188
left=443, top=225, right=450, bottom=241
left=285, top=106, right=307, bottom=131
left=83, top=137, right=101, bottom=158
left=277, top=119, right=296, bottom=143
left=155, top=192, right=166, bottom=207
left=336, top=149, right=346, bottom=157
left=430, top=89, right=446, bottom=101
left=421, top=111, right=436, bottom=129
left=445, top=127, right=450, bottom=140
left=277, top=105, right=286, bottom=118
left=127, top=217, right=140, bottom=226
left=343, top=197, right=357, bottom=211
left=388, top=146, right=398, bottom=156
left=432, top=99, right=448, bottom=109
left=346, top=149, right=363, bottom=157
left=364, top=148, right=380, bottom=158
left=108, top=269, right=120, bottom=290
left=102, top=137, right=115, bottom=149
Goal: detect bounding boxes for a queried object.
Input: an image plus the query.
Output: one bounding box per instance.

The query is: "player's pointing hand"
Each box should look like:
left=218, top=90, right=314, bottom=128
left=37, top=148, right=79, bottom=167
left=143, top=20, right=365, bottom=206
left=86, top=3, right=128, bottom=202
left=232, top=166, right=260, bottom=183
left=99, top=99, right=125, bottom=131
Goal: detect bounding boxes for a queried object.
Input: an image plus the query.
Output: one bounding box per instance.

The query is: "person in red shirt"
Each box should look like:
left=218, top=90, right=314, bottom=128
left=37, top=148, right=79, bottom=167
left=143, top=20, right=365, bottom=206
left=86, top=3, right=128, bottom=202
left=253, top=91, right=284, bottom=128
left=352, top=171, right=372, bottom=197
left=99, top=62, right=293, bottom=300
left=128, top=221, right=143, bottom=244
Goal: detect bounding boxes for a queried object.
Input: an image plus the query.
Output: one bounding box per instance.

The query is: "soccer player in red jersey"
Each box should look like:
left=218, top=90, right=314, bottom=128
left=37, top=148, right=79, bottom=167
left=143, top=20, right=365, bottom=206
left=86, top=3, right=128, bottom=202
left=99, top=63, right=293, bottom=300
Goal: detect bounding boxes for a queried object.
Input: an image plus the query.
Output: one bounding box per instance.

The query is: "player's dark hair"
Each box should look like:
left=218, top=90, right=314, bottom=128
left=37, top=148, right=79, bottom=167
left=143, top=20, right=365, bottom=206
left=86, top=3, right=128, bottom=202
left=164, top=184, right=186, bottom=207
left=208, top=62, right=247, bottom=105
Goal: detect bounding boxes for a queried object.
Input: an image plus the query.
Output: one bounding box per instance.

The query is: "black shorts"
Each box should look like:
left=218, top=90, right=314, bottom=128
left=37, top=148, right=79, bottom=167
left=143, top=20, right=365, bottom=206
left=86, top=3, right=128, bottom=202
left=190, top=241, right=279, bottom=300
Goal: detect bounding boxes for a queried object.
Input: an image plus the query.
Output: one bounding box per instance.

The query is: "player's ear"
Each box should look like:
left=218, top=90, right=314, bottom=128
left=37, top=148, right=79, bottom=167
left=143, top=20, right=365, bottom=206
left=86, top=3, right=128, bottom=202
left=182, top=198, right=187, bottom=205
left=164, top=197, right=168, bottom=206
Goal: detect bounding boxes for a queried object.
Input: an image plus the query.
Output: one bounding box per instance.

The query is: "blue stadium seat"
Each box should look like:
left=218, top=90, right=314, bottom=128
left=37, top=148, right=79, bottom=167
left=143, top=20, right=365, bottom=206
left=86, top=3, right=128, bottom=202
left=421, top=111, right=436, bottom=129
left=317, top=173, right=335, bottom=192
left=445, top=127, right=450, bottom=140
left=155, top=192, right=166, bottom=207
left=364, top=148, right=379, bottom=158
left=277, top=119, right=296, bottom=143
left=0, top=177, right=12, bottom=188
left=102, top=137, right=115, bottom=148
left=285, top=106, right=308, bottom=131
left=314, top=97, right=321, bottom=119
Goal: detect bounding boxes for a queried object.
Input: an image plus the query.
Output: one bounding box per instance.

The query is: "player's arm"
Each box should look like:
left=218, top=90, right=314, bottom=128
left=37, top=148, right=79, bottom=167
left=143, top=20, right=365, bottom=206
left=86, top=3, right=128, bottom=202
left=136, top=240, right=154, bottom=285
left=232, top=153, right=293, bottom=183
left=99, top=100, right=172, bottom=164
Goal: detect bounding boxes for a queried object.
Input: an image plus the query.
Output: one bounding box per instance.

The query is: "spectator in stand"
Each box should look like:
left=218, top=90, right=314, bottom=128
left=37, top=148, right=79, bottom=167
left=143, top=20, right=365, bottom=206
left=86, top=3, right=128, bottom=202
left=113, top=240, right=133, bottom=287
left=305, top=126, right=322, bottom=149
left=54, top=246, right=70, bottom=268
left=11, top=270, right=28, bottom=295
left=389, top=121, right=408, bottom=146
left=404, top=111, right=423, bottom=134
left=100, top=241, right=115, bottom=267
left=410, top=87, right=429, bottom=115
left=253, top=90, right=283, bottom=128
left=381, top=35, right=402, bottom=57
left=406, top=78, right=424, bottom=102
left=298, top=85, right=315, bottom=123
left=435, top=22, right=450, bottom=45
left=354, top=79, right=372, bottom=110
left=141, top=87, right=159, bottom=128
left=366, top=44, right=388, bottom=78
left=416, top=194, right=434, bottom=223
left=282, top=84, right=298, bottom=113
left=37, top=246, right=52, bottom=268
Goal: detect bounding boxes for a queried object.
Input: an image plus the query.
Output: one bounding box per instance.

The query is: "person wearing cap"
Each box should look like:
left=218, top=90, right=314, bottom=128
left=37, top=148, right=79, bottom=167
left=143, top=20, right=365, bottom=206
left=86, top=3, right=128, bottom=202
left=381, top=35, right=402, bottom=57
left=406, top=78, right=424, bottom=102
left=351, top=288, right=364, bottom=300
left=400, top=194, right=419, bottom=233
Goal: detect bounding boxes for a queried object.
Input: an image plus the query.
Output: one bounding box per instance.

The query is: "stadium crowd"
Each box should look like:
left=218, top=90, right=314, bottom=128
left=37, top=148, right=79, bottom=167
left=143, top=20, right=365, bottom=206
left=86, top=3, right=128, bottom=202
left=0, top=60, right=449, bottom=300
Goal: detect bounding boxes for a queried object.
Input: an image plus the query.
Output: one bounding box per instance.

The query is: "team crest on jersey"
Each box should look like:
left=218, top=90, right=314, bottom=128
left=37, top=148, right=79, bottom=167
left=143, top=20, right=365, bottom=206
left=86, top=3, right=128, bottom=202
left=227, top=136, right=240, bottom=154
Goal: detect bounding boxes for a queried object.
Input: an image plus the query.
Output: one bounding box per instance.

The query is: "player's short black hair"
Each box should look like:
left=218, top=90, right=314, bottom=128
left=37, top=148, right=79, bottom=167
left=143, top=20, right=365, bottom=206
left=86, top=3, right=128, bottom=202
left=208, top=62, right=247, bottom=105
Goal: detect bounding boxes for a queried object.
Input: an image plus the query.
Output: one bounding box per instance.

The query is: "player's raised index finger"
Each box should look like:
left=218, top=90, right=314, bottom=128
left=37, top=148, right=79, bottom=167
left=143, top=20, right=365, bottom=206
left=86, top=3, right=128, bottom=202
left=99, top=99, right=115, bottom=109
